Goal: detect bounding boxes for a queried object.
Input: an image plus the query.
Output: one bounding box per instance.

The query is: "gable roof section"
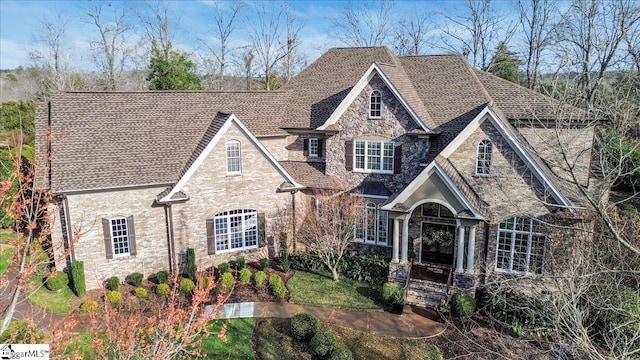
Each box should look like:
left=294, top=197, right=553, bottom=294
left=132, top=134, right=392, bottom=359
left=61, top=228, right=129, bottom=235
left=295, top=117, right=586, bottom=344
left=158, top=113, right=303, bottom=203
left=43, top=91, right=289, bottom=192
left=317, top=63, right=437, bottom=133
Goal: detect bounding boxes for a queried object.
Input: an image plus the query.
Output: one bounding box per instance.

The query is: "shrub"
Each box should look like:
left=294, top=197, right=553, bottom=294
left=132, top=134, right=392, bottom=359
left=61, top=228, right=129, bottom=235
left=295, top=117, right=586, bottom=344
left=289, top=313, right=321, bottom=341
left=80, top=300, right=98, bottom=313
left=134, top=287, right=148, bottom=298
left=451, top=292, right=476, bottom=317
left=239, top=268, right=252, bottom=283
left=198, top=274, right=211, bottom=290
left=260, top=257, right=269, bottom=271
left=588, top=285, right=640, bottom=342
left=186, top=248, right=197, bottom=281
left=107, top=291, right=122, bottom=304
left=70, top=261, right=86, bottom=296
left=0, top=320, right=47, bottom=343
left=156, top=283, right=171, bottom=297
left=272, top=281, right=287, bottom=299
left=128, top=272, right=144, bottom=287
left=156, top=270, right=169, bottom=284
left=289, top=252, right=325, bottom=271
left=310, top=331, right=337, bottom=358
left=45, top=271, right=69, bottom=292
left=340, top=253, right=390, bottom=285
left=254, top=271, right=267, bottom=286
left=329, top=347, right=354, bottom=360
left=269, top=273, right=282, bottom=287
left=221, top=272, right=235, bottom=289
left=179, top=278, right=195, bottom=295
left=236, top=257, right=246, bottom=270
left=107, top=276, right=119, bottom=291
left=382, top=282, right=404, bottom=306
left=218, top=262, right=230, bottom=274
left=281, top=258, right=291, bottom=272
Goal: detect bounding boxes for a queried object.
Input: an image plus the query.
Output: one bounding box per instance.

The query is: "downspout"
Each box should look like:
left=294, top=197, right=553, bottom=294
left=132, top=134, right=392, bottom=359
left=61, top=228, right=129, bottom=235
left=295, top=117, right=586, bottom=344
left=47, top=101, right=52, bottom=190
left=62, top=196, right=75, bottom=264
left=164, top=204, right=176, bottom=273
left=291, top=190, right=297, bottom=252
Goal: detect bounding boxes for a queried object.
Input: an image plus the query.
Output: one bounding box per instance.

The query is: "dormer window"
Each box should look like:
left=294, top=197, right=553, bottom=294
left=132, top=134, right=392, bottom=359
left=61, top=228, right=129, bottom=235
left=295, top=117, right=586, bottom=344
left=369, top=90, right=382, bottom=118
left=303, top=138, right=323, bottom=158
left=476, top=139, right=492, bottom=175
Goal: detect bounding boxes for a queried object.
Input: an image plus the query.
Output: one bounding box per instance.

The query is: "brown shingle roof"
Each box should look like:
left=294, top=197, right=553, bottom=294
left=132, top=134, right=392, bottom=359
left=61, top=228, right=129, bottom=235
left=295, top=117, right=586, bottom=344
left=43, top=91, right=288, bottom=192
left=279, top=161, right=345, bottom=190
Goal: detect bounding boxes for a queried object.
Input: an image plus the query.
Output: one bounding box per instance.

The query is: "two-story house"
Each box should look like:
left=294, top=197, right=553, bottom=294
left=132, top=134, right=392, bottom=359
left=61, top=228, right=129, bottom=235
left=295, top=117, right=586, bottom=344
left=37, top=47, right=596, bottom=307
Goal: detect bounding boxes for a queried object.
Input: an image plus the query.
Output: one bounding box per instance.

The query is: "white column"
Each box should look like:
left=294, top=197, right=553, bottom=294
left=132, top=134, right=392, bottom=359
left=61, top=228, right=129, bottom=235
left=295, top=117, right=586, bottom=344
left=392, top=218, right=400, bottom=263
left=455, top=226, right=465, bottom=273
left=466, top=226, right=476, bottom=274
left=401, top=216, right=409, bottom=263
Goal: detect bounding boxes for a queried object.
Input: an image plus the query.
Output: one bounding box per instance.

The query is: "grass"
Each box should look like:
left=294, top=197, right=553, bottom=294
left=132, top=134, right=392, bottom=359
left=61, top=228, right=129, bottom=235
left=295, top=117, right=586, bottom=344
left=26, top=277, right=74, bottom=315
left=63, top=332, right=95, bottom=359
left=255, top=318, right=442, bottom=360
left=287, top=270, right=387, bottom=310
left=0, top=245, right=16, bottom=275
left=199, top=318, right=256, bottom=359
left=0, top=231, right=17, bottom=244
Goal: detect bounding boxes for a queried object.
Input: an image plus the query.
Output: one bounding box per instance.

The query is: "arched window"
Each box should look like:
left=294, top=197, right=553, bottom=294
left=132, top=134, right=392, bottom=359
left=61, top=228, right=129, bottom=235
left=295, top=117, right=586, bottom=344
left=495, top=217, right=546, bottom=275
left=354, top=202, right=388, bottom=246
left=369, top=90, right=382, bottom=118
left=476, top=139, right=492, bottom=175
left=225, top=140, right=241, bottom=174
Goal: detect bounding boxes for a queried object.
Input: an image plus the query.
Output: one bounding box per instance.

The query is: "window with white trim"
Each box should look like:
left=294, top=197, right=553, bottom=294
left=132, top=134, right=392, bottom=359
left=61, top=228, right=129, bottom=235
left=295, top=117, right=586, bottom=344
left=370, top=90, right=381, bottom=118
left=495, top=217, right=546, bottom=275
left=226, top=140, right=241, bottom=174
left=476, top=139, right=492, bottom=175
left=309, top=138, right=319, bottom=157
left=354, top=140, right=394, bottom=173
left=354, top=202, right=388, bottom=246
left=110, top=217, right=130, bottom=257
left=214, top=209, right=258, bottom=252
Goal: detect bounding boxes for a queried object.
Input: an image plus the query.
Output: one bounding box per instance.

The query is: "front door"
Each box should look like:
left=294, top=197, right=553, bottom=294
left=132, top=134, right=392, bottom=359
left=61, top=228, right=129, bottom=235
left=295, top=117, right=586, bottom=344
left=420, top=223, right=455, bottom=266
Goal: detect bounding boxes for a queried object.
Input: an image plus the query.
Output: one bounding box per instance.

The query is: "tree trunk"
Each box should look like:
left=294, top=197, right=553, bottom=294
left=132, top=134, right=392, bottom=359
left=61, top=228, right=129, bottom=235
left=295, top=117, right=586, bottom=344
left=331, top=267, right=339, bottom=282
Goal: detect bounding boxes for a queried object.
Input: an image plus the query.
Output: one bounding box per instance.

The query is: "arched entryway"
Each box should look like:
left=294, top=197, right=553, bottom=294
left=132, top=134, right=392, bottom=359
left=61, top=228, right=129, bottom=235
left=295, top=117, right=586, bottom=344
left=418, top=203, right=456, bottom=266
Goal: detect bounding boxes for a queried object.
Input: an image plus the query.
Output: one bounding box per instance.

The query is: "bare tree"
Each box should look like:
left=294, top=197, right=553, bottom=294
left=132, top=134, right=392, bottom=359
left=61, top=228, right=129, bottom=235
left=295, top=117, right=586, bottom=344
left=87, top=3, right=134, bottom=91
left=28, top=14, right=72, bottom=95
left=517, top=0, right=558, bottom=89
left=281, top=1, right=305, bottom=81
left=299, top=192, right=365, bottom=281
left=199, top=0, right=243, bottom=90
left=392, top=10, right=433, bottom=56
left=247, top=1, right=288, bottom=90
left=135, top=1, right=174, bottom=59
left=554, top=0, right=640, bottom=102
left=332, top=0, right=396, bottom=47
left=439, top=0, right=515, bottom=70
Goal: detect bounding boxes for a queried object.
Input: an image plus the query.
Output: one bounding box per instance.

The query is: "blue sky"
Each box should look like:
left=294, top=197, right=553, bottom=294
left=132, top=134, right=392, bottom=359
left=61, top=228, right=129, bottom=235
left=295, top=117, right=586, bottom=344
left=0, top=0, right=521, bottom=71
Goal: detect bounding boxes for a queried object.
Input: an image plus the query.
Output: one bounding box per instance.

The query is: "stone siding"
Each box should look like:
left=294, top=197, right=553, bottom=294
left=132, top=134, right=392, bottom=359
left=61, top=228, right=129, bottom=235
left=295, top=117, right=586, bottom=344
left=325, top=74, right=430, bottom=193
left=61, top=186, right=169, bottom=290
left=172, top=123, right=292, bottom=270
left=258, top=136, right=289, bottom=162
left=286, top=135, right=327, bottom=162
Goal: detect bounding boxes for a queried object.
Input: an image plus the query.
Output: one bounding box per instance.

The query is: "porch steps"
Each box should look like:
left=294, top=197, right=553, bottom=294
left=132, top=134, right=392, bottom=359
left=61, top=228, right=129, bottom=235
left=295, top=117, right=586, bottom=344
left=405, top=280, right=448, bottom=309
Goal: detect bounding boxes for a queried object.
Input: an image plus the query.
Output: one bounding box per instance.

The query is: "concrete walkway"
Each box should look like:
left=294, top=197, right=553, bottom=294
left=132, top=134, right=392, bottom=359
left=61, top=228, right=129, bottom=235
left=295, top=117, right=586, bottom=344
left=209, top=302, right=446, bottom=338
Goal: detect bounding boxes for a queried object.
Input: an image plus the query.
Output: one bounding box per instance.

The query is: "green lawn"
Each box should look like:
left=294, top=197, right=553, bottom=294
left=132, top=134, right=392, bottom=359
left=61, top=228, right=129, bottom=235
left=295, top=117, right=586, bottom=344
left=0, top=245, right=16, bottom=275
left=287, top=270, right=387, bottom=310
left=0, top=231, right=16, bottom=244
left=199, top=318, right=256, bottom=359
left=26, top=280, right=73, bottom=314
left=255, top=318, right=442, bottom=360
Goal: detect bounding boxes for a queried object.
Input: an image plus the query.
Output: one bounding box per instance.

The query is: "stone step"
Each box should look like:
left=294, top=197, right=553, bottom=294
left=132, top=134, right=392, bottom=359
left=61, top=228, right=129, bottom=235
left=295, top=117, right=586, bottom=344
left=408, top=280, right=448, bottom=293
left=405, top=290, right=446, bottom=309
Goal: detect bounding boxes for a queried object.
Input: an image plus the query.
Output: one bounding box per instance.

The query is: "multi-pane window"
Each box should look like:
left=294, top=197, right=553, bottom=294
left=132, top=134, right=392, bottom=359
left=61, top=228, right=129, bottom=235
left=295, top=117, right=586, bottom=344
left=476, top=139, right=493, bottom=175
left=226, top=141, right=241, bottom=174
left=495, top=217, right=546, bottom=275
left=110, top=217, right=130, bottom=256
left=370, top=90, right=382, bottom=118
left=354, top=140, right=394, bottom=173
left=309, top=138, right=319, bottom=157
left=354, top=202, right=388, bottom=246
left=214, top=209, right=258, bottom=252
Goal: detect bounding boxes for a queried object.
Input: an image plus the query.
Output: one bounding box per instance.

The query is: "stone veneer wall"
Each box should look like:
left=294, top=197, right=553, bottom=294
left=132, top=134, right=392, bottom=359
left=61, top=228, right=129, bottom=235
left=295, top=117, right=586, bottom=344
left=58, top=186, right=170, bottom=290
left=286, top=134, right=327, bottom=162
left=257, top=136, right=289, bottom=162
left=172, top=123, right=292, bottom=270
left=325, top=74, right=430, bottom=193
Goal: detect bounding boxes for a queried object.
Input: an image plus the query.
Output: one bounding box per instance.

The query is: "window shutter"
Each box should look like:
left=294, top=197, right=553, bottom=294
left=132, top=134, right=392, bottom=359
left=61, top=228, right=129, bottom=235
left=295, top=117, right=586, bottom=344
left=318, top=140, right=324, bottom=158
left=303, top=139, right=309, bottom=156
left=394, top=144, right=402, bottom=174
left=206, top=218, right=216, bottom=255
left=258, top=213, right=266, bottom=247
left=127, top=215, right=137, bottom=256
left=102, top=218, right=113, bottom=260
left=345, top=140, right=353, bottom=171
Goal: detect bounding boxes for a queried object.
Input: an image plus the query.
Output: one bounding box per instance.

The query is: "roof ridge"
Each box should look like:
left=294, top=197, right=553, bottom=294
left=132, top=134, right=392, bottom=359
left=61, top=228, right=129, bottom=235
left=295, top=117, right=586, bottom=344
left=54, top=90, right=288, bottom=94
left=463, top=60, right=495, bottom=106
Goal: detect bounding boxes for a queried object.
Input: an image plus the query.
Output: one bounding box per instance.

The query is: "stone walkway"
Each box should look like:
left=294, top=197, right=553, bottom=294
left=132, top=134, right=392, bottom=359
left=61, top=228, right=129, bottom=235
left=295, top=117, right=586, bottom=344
left=208, top=302, right=446, bottom=338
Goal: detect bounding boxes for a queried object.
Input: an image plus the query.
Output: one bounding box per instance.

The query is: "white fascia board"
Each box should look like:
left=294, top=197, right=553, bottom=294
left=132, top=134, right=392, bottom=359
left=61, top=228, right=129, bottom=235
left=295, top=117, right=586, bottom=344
left=440, top=106, right=492, bottom=158
left=159, top=114, right=304, bottom=203
left=317, top=63, right=434, bottom=133
left=432, top=162, right=486, bottom=220
left=380, top=162, right=436, bottom=211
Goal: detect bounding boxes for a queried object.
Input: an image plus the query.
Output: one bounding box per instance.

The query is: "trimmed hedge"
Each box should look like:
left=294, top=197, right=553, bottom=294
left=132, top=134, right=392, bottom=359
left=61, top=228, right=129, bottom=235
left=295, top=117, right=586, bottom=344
left=80, top=300, right=98, bottom=313
left=290, top=313, right=321, bottom=341
left=156, top=270, right=169, bottom=284
left=128, top=272, right=144, bottom=287
left=107, top=291, right=122, bottom=304
left=156, top=283, right=170, bottom=297
left=70, top=261, right=86, bottom=296
left=290, top=252, right=390, bottom=285
left=186, top=248, right=197, bottom=281
left=134, top=287, right=148, bottom=298
left=45, top=271, right=69, bottom=292
left=310, top=331, right=337, bottom=358
left=179, top=278, right=195, bottom=295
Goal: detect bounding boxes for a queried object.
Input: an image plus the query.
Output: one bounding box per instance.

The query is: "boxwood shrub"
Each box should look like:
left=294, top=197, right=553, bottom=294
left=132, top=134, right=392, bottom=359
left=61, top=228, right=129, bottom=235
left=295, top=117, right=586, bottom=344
left=128, top=272, right=144, bottom=287
left=45, top=271, right=69, bottom=291
left=107, top=276, right=119, bottom=291
left=254, top=271, right=267, bottom=286
left=218, top=262, right=230, bottom=274
left=156, top=270, right=169, bottom=284
left=156, top=283, right=171, bottom=297
left=134, top=287, right=148, bottom=298
left=236, top=257, right=246, bottom=270
left=329, top=348, right=354, bottom=360
left=221, top=272, right=235, bottom=289
left=80, top=300, right=98, bottom=313
left=310, top=331, right=337, bottom=358
left=239, top=268, right=252, bottom=283
left=107, top=291, right=122, bottom=304
left=289, top=313, right=321, bottom=341
left=179, top=278, right=195, bottom=295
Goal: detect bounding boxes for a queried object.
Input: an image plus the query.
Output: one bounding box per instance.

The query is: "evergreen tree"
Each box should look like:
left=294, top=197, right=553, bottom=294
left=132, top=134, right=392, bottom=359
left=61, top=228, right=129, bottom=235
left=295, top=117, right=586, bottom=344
left=487, top=42, right=521, bottom=83
left=146, top=41, right=203, bottom=90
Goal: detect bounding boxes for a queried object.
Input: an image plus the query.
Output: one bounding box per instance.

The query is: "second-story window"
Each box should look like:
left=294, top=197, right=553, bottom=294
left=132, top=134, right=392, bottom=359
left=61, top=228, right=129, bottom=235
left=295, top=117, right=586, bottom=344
left=354, top=140, right=394, bottom=173
left=226, top=140, right=241, bottom=174
left=370, top=90, right=382, bottom=118
left=476, top=139, right=492, bottom=175
left=309, top=138, right=319, bottom=157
